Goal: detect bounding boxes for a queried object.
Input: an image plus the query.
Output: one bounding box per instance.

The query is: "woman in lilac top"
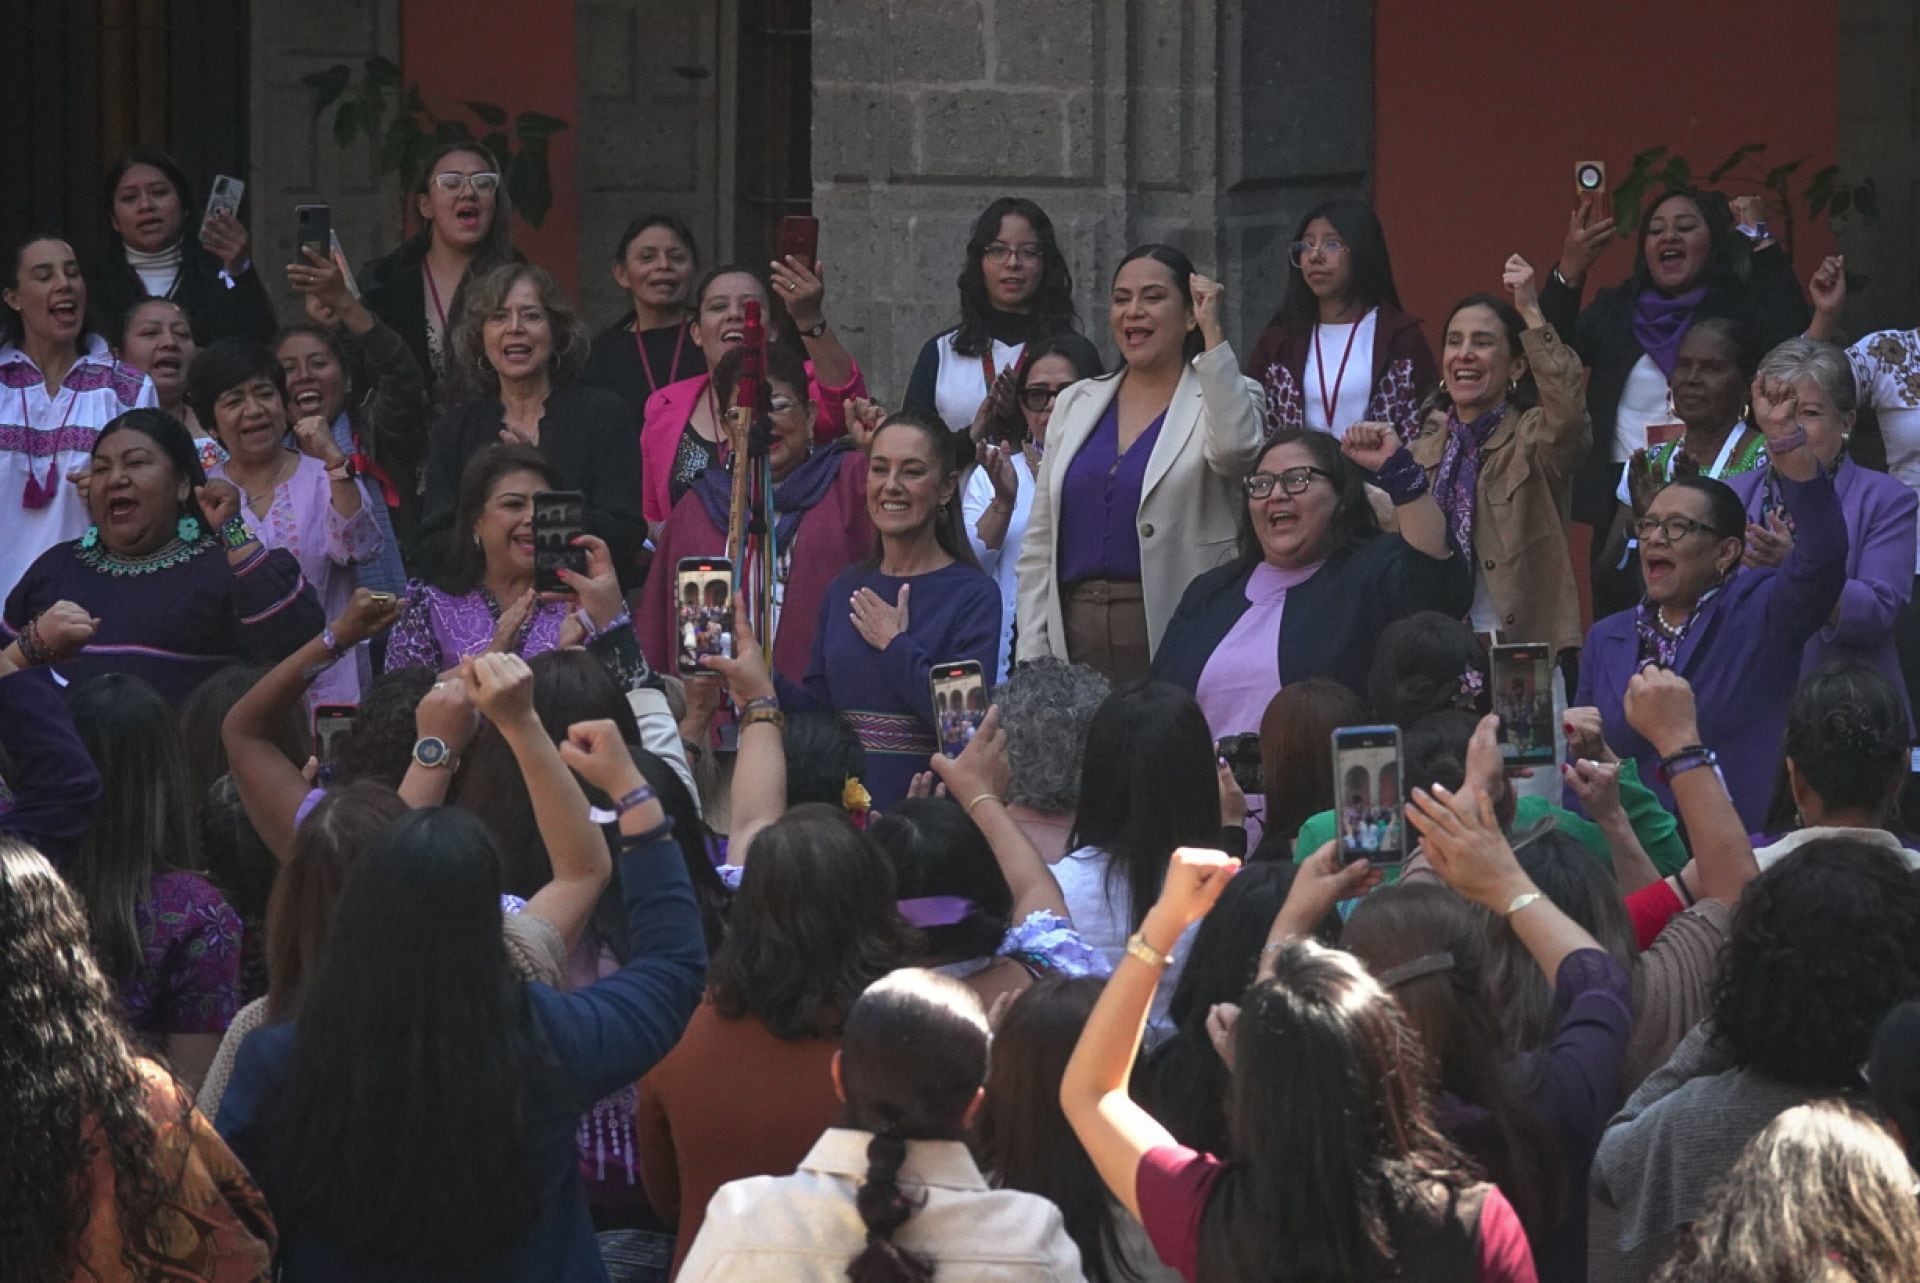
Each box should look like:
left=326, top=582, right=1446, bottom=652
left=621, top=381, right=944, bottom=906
left=386, top=443, right=573, bottom=673
left=190, top=339, right=381, bottom=704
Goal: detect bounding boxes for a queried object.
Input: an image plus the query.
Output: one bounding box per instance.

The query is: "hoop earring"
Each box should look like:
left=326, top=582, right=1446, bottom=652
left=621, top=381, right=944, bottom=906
left=1739, top=402, right=1751, bottom=423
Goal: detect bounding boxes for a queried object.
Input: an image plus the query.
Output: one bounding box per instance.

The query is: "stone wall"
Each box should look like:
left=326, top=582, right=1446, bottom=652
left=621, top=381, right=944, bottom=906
left=1836, top=0, right=1918, bottom=335
left=811, top=0, right=1374, bottom=403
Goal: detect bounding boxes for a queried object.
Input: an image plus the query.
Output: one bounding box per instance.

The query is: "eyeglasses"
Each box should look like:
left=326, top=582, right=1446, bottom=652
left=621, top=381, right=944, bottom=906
left=432, top=171, right=501, bottom=195
left=1019, top=384, right=1069, bottom=412
left=1634, top=515, right=1722, bottom=544
left=1244, top=466, right=1332, bottom=499
left=983, top=243, right=1044, bottom=266
left=1288, top=238, right=1348, bottom=267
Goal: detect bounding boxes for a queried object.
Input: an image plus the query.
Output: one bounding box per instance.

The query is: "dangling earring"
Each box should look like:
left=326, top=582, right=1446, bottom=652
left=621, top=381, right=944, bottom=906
left=177, top=513, right=202, bottom=542
left=1739, top=402, right=1751, bottom=424
left=1508, top=376, right=1520, bottom=393
left=473, top=531, right=483, bottom=548
left=1665, top=388, right=1676, bottom=419
left=79, top=524, right=99, bottom=549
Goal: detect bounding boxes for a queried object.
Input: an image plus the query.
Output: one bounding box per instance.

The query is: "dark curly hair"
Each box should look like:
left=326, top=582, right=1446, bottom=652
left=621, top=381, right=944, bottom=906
left=0, top=837, right=180, bottom=1283
left=868, top=796, right=1013, bottom=965
left=333, top=666, right=438, bottom=788
left=1711, top=838, right=1920, bottom=1088
left=1767, top=660, right=1909, bottom=830
left=1366, top=612, right=1490, bottom=726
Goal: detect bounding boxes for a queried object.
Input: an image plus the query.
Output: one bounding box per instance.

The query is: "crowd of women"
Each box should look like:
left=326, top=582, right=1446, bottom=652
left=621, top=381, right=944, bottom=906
left=6, top=140, right=1920, bottom=1282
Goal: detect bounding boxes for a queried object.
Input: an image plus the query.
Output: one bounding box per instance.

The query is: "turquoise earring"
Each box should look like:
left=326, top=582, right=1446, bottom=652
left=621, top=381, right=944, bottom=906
left=177, top=514, right=202, bottom=542
left=80, top=525, right=99, bottom=549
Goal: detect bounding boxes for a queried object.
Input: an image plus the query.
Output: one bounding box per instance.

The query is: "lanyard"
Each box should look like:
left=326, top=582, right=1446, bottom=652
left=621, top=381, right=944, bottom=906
left=980, top=347, right=999, bottom=389
left=423, top=264, right=449, bottom=339
left=1313, top=319, right=1363, bottom=432
left=636, top=318, right=690, bottom=395
left=18, top=382, right=79, bottom=510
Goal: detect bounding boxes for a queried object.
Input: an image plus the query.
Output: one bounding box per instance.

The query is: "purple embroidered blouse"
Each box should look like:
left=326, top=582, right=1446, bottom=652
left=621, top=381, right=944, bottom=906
left=1056, top=400, right=1167, bottom=584
left=120, top=870, right=244, bottom=1041
left=383, top=580, right=569, bottom=673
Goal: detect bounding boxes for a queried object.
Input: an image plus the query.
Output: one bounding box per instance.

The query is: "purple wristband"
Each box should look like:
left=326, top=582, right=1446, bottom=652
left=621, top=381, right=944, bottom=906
left=1372, top=445, right=1430, bottom=506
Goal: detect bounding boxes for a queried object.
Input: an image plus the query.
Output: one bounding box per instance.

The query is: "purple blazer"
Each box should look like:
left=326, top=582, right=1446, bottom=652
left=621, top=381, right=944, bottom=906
left=1728, top=458, right=1916, bottom=711
left=1573, top=468, right=1848, bottom=829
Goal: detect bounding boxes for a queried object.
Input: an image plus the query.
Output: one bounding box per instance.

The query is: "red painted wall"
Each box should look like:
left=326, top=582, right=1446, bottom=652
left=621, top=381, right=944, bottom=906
left=1373, top=2, right=1837, bottom=343
left=401, top=1, right=581, bottom=295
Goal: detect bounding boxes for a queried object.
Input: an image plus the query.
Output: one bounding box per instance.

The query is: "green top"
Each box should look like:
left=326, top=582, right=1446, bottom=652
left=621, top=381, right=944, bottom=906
left=1292, top=758, right=1686, bottom=875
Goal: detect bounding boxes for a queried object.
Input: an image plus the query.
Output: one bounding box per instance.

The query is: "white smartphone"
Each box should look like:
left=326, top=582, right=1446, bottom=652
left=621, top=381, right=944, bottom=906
left=202, top=175, right=244, bottom=232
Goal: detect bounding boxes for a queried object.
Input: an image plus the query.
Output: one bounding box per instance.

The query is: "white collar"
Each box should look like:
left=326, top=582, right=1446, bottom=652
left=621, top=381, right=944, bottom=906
left=799, top=1128, right=988, bottom=1192
left=124, top=240, right=185, bottom=270
left=1754, top=825, right=1917, bottom=871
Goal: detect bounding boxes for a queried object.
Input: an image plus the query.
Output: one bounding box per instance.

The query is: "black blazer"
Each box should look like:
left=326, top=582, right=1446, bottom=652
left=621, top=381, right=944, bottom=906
left=415, top=381, right=647, bottom=585
left=360, top=239, right=436, bottom=394
left=1539, top=244, right=1809, bottom=525
left=1153, top=535, right=1472, bottom=702
left=89, top=237, right=278, bottom=346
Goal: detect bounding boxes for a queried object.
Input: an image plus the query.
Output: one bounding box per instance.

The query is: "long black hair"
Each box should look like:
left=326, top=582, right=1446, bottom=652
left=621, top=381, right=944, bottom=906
left=1365, top=612, right=1490, bottom=726
left=1629, top=186, right=1748, bottom=299
left=869, top=796, right=1013, bottom=965
left=435, top=443, right=561, bottom=595
left=1266, top=199, right=1405, bottom=332
left=1869, top=1001, right=1920, bottom=1170
left=839, top=968, right=992, bottom=1283
left=1068, top=680, right=1221, bottom=932
left=953, top=197, right=1078, bottom=357
left=1113, top=244, right=1203, bottom=362
left=861, top=411, right=980, bottom=571
left=261, top=806, right=543, bottom=1266
left=1231, top=428, right=1382, bottom=569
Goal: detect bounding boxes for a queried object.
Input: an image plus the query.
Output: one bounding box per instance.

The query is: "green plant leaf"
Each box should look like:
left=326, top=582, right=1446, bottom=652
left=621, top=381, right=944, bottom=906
left=514, top=110, right=572, bottom=141
left=1829, top=188, right=1852, bottom=220
left=433, top=119, right=475, bottom=144
left=466, top=101, right=508, bottom=127
left=1629, top=145, right=1669, bottom=170
left=1656, top=154, right=1692, bottom=188
left=1762, top=159, right=1802, bottom=187
left=1853, top=178, right=1880, bottom=221
left=365, top=54, right=403, bottom=88
left=480, top=131, right=512, bottom=164
left=1804, top=165, right=1838, bottom=218
left=508, top=144, right=553, bottom=226
left=333, top=99, right=361, bottom=148
left=303, top=64, right=352, bottom=117
left=1708, top=143, right=1765, bottom=182
left=405, top=84, right=427, bottom=116
left=1844, top=270, right=1870, bottom=296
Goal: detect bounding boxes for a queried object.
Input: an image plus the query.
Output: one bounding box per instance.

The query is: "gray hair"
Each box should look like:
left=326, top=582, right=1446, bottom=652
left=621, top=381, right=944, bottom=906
left=1756, top=336, right=1857, bottom=414
left=989, top=658, right=1111, bottom=815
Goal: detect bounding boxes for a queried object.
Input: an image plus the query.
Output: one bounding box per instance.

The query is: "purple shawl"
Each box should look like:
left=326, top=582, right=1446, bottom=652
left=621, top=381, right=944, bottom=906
left=691, top=440, right=853, bottom=548
left=1632, top=286, right=1708, bottom=378
left=1432, top=405, right=1507, bottom=559
left=1634, top=581, right=1727, bottom=669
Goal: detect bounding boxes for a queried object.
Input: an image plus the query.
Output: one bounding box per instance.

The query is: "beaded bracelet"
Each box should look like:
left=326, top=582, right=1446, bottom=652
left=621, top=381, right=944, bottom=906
left=17, top=616, right=50, bottom=665
left=219, top=516, right=252, bottom=550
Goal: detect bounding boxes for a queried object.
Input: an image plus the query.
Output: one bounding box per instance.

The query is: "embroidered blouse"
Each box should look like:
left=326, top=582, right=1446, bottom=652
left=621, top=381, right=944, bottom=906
left=383, top=579, right=570, bottom=673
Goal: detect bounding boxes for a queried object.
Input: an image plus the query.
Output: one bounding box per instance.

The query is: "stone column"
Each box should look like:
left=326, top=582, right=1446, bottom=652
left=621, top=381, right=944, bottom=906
left=811, top=0, right=1374, bottom=402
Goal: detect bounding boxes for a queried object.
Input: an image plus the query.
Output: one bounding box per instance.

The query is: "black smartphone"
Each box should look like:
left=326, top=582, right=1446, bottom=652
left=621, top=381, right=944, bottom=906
left=675, top=557, right=735, bottom=671
left=929, top=660, right=985, bottom=758
left=295, top=203, right=331, bottom=260
left=775, top=214, right=820, bottom=268
left=1214, top=733, right=1263, bottom=796
left=531, top=491, right=587, bottom=593
left=1491, top=642, right=1556, bottom=769
left=1331, top=724, right=1405, bottom=867
left=312, top=702, right=357, bottom=764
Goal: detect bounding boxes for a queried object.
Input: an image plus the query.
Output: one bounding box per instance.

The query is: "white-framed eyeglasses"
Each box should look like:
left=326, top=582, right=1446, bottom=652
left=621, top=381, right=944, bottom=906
left=432, top=171, right=501, bottom=195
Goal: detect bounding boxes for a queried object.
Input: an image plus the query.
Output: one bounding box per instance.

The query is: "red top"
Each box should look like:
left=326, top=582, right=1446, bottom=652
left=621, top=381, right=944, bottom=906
left=1626, top=877, right=1686, bottom=952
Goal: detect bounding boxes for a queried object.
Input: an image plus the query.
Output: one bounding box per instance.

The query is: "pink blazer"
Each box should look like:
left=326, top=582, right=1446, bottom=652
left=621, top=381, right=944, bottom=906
left=641, top=359, right=866, bottom=524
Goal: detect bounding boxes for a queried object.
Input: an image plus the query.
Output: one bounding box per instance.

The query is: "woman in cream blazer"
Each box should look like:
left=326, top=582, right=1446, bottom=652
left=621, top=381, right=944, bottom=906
left=1015, top=244, right=1265, bottom=680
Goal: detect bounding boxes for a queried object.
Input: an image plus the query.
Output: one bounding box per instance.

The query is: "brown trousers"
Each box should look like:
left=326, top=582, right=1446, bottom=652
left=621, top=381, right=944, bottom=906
left=1063, top=579, right=1150, bottom=685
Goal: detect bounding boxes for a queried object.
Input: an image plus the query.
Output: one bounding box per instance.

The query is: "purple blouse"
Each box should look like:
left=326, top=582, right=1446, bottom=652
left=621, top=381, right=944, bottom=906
left=213, top=452, right=381, bottom=704
left=120, top=870, right=244, bottom=1041
left=1057, top=400, right=1167, bottom=584
left=1194, top=559, right=1325, bottom=739
left=383, top=580, right=569, bottom=673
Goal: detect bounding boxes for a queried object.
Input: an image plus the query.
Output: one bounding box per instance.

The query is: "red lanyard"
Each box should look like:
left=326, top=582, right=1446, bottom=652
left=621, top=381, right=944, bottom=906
left=1312, top=319, right=1363, bottom=431
left=979, top=347, right=999, bottom=389
left=636, top=318, right=690, bottom=395
left=423, top=264, right=449, bottom=338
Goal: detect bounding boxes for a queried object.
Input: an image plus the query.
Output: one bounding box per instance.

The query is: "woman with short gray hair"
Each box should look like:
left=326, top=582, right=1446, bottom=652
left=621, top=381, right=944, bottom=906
left=1729, top=336, right=1917, bottom=706
left=990, top=657, right=1111, bottom=862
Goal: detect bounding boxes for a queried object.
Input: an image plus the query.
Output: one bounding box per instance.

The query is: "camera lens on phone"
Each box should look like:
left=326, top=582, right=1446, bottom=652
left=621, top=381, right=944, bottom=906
left=1577, top=164, right=1603, bottom=189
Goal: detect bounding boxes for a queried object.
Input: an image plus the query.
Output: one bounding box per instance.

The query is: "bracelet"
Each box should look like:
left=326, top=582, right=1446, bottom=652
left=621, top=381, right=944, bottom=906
left=616, top=817, right=676, bottom=847
left=741, top=695, right=780, bottom=715
left=1767, top=428, right=1809, bottom=456
left=219, top=516, right=252, bottom=550
left=1656, top=744, right=1719, bottom=785
left=17, top=616, right=50, bottom=665
left=1372, top=445, right=1431, bottom=506
left=586, top=609, right=632, bottom=643
left=320, top=627, right=347, bottom=657
left=1505, top=891, right=1544, bottom=918
left=611, top=784, right=657, bottom=816
left=325, top=457, right=357, bottom=483
left=742, top=706, right=786, bottom=732
left=965, top=792, right=1003, bottom=815
left=1125, top=931, right=1172, bottom=969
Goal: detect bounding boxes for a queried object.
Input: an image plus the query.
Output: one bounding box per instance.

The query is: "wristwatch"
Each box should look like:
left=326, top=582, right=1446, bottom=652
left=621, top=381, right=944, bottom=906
left=797, top=317, right=829, bottom=338
left=412, top=735, right=455, bottom=770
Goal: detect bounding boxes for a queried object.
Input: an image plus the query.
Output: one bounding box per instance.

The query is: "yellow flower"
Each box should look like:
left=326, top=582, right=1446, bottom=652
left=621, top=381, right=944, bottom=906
left=842, top=777, right=872, bottom=815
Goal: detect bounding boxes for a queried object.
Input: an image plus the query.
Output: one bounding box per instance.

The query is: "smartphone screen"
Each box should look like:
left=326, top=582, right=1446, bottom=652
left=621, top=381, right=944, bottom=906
left=775, top=214, right=819, bottom=267
left=531, top=491, right=587, bottom=593
left=203, top=175, right=244, bottom=232
left=676, top=558, right=735, bottom=671
left=1331, top=725, right=1405, bottom=867
left=312, top=703, right=358, bottom=764
left=1491, top=643, right=1556, bottom=768
left=1214, top=734, right=1263, bottom=796
left=929, top=660, right=985, bottom=758
left=295, top=203, right=331, bottom=260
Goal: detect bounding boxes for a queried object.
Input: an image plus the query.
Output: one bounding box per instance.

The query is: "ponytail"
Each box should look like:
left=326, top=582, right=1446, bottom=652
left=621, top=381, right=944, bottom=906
left=848, top=1126, right=933, bottom=1283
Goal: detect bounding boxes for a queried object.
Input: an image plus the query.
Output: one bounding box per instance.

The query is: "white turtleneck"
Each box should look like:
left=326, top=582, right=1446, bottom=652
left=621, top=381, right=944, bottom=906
left=126, top=241, right=184, bottom=299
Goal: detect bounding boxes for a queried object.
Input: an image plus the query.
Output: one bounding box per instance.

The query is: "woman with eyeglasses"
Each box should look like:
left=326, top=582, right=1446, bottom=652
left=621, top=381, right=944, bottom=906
left=903, top=197, right=1081, bottom=440
left=1152, top=426, right=1469, bottom=740
left=964, top=332, right=1104, bottom=678
left=638, top=343, right=871, bottom=684
left=1014, top=245, right=1265, bottom=683
left=1244, top=199, right=1436, bottom=443
left=1574, top=373, right=1847, bottom=828
left=360, top=142, right=519, bottom=412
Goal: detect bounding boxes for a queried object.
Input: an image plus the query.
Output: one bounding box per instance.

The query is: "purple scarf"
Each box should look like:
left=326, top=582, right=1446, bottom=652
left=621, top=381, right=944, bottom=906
left=1633, top=582, right=1726, bottom=669
left=1632, top=285, right=1708, bottom=378
left=691, top=440, right=850, bottom=547
left=1431, top=405, right=1506, bottom=559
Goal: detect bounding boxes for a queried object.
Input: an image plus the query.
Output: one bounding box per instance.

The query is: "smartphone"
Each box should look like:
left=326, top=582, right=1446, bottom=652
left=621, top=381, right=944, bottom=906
left=1491, top=643, right=1556, bottom=769
left=295, top=203, right=331, bottom=261
left=1215, top=733, right=1263, bottom=796
left=775, top=214, right=819, bottom=268
left=328, top=228, right=361, bottom=298
left=1644, top=420, right=1685, bottom=448
left=1331, top=725, right=1405, bottom=867
left=676, top=557, right=735, bottom=671
left=1574, top=159, right=1612, bottom=223
left=202, top=175, right=244, bottom=233
left=929, top=660, right=986, bottom=758
left=531, top=490, right=587, bottom=593
left=312, top=703, right=357, bottom=764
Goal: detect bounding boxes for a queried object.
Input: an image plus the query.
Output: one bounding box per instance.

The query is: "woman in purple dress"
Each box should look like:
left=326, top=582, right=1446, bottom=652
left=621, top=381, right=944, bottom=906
left=3, top=408, right=323, bottom=705
left=778, top=411, right=1001, bottom=809
left=192, top=338, right=382, bottom=705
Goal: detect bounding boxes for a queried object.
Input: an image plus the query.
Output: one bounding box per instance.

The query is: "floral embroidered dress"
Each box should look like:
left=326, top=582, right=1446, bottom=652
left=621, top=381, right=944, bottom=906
left=383, top=580, right=570, bottom=673
left=120, top=869, right=244, bottom=1045
left=211, top=452, right=381, bottom=704
left=1845, top=328, right=1920, bottom=572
